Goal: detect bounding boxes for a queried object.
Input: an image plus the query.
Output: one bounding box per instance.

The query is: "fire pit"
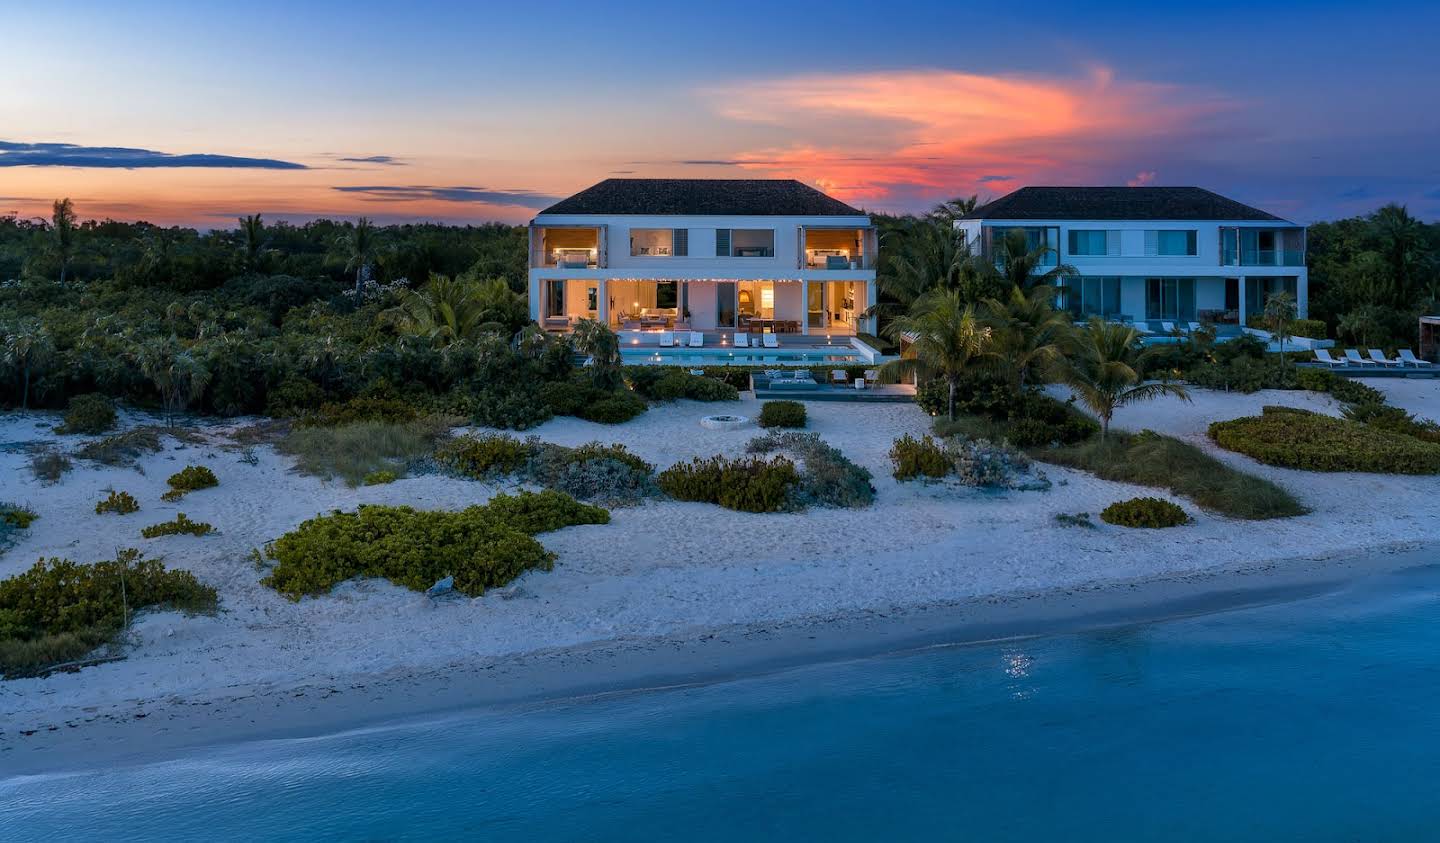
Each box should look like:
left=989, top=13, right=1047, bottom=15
left=699, top=414, right=751, bottom=431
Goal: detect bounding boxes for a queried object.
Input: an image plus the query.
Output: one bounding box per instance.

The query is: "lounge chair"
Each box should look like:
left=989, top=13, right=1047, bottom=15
left=1161, top=321, right=1177, bottom=334
left=1313, top=348, right=1348, bottom=368
left=734, top=332, right=749, bottom=348
left=762, top=333, right=779, bottom=349
left=1187, top=322, right=1203, bottom=334
left=659, top=331, right=675, bottom=348
left=1398, top=349, right=1436, bottom=368
left=688, top=331, right=703, bottom=348
left=1368, top=349, right=1401, bottom=368
left=1344, top=348, right=1369, bottom=366
left=830, top=369, right=848, bottom=386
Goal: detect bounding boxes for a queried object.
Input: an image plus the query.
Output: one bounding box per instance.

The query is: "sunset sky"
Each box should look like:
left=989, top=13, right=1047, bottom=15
left=4, top=0, right=1438, bottom=228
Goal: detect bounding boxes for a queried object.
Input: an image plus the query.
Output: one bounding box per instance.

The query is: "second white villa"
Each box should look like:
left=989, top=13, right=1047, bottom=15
left=527, top=178, right=1309, bottom=357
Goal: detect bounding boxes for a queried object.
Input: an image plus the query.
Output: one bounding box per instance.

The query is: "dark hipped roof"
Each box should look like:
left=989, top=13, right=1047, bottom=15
left=961, top=187, right=1288, bottom=223
left=538, top=179, right=864, bottom=217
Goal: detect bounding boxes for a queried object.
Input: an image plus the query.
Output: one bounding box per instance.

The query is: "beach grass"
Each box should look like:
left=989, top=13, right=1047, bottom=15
left=277, top=417, right=455, bottom=486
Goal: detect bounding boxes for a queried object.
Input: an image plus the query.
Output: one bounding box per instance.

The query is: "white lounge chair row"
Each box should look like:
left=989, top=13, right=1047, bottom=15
left=1313, top=348, right=1434, bottom=368
left=656, top=331, right=782, bottom=349
left=658, top=331, right=706, bottom=348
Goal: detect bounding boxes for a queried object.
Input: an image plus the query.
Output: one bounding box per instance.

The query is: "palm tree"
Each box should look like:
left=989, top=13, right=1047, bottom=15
left=1059, top=319, right=1189, bottom=440
left=994, top=228, right=1076, bottom=291
left=570, top=318, right=623, bottom=390
left=1262, top=291, right=1297, bottom=366
left=981, top=284, right=1072, bottom=392
left=238, top=213, right=268, bottom=271
left=51, top=198, right=77, bottom=284
left=926, top=195, right=979, bottom=225
left=878, top=218, right=999, bottom=316
left=395, top=274, right=489, bottom=346
left=335, top=217, right=379, bottom=298
left=133, top=337, right=211, bottom=426
left=877, top=289, right=991, bottom=420
left=3, top=321, right=55, bottom=409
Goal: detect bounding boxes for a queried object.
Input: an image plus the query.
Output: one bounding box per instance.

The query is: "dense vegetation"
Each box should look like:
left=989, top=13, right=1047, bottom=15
left=757, top=400, right=807, bottom=429
left=0, top=549, right=217, bottom=677
left=657, top=455, right=802, bottom=513
left=1100, top=497, right=1191, bottom=528
left=1210, top=407, right=1440, bottom=473
left=261, top=491, right=609, bottom=599
left=438, top=435, right=659, bottom=505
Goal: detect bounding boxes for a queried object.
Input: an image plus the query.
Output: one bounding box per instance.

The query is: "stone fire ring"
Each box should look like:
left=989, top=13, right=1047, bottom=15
left=699, top=414, right=751, bottom=431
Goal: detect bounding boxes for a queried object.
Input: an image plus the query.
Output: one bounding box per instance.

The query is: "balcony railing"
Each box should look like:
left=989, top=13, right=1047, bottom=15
left=802, top=253, right=875, bottom=270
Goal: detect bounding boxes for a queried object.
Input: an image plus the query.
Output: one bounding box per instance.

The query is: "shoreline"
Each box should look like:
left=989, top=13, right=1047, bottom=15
left=5, top=539, right=1434, bottom=777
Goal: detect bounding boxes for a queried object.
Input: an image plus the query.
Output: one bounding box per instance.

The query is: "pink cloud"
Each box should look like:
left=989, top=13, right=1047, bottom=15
left=708, top=67, right=1232, bottom=209
left=1127, top=170, right=1158, bottom=186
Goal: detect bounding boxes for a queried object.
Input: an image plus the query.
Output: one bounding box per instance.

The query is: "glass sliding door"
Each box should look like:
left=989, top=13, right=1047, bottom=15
left=808, top=283, right=825, bottom=329
left=716, top=282, right=736, bottom=329
left=1145, top=278, right=1197, bottom=321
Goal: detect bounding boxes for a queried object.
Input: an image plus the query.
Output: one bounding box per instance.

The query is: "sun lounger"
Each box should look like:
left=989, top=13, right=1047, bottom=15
left=1313, top=348, right=1347, bottom=368
left=1368, top=349, right=1401, bottom=367
left=762, top=333, right=779, bottom=349
left=1161, top=321, right=1176, bottom=334
left=1398, top=349, right=1436, bottom=368
left=1344, top=348, right=1369, bottom=366
left=1187, top=322, right=1203, bottom=334
left=659, top=331, right=674, bottom=348
left=830, top=369, right=848, bottom=385
left=733, top=332, right=749, bottom=348
left=688, top=331, right=703, bottom=348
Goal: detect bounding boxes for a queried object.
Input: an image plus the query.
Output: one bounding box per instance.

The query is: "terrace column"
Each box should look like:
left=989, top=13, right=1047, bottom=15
left=1237, top=276, right=1247, bottom=328
left=802, top=279, right=810, bottom=336
left=597, top=280, right=608, bottom=327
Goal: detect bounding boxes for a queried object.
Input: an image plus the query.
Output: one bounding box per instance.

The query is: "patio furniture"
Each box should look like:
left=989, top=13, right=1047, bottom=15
left=1313, top=349, right=1348, bottom=368
left=688, top=331, right=703, bottom=348
left=1368, top=349, right=1401, bottom=367
left=542, top=316, right=570, bottom=331
left=1161, top=321, right=1177, bottom=334
left=1398, top=349, right=1436, bottom=368
left=734, top=332, right=749, bottom=348
left=762, top=333, right=779, bottom=349
left=825, top=254, right=850, bottom=270
left=659, top=331, right=675, bottom=348
left=830, top=370, right=848, bottom=386
left=1187, top=322, right=1203, bottom=334
left=1344, top=349, right=1369, bottom=366
left=864, top=369, right=879, bottom=382
left=854, top=377, right=867, bottom=390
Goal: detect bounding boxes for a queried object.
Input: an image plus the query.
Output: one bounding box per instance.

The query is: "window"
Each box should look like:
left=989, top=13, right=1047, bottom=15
left=545, top=279, right=565, bottom=318
left=1145, top=278, right=1197, bottom=321
left=1145, top=230, right=1197, bottom=256
left=672, top=228, right=688, bottom=257
left=1067, top=230, right=1118, bottom=257
left=716, top=228, right=774, bottom=257
left=1245, top=277, right=1299, bottom=316
left=1062, top=277, right=1122, bottom=318
left=656, top=281, right=678, bottom=310
left=986, top=226, right=1058, bottom=266
left=630, top=229, right=675, bottom=257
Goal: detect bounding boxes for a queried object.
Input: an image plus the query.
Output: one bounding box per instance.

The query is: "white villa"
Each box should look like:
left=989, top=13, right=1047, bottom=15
left=527, top=179, right=878, bottom=343
left=955, top=186, right=1308, bottom=327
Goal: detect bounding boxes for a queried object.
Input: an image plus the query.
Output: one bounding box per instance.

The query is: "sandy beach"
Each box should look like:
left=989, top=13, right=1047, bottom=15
left=2, top=378, right=1438, bottom=773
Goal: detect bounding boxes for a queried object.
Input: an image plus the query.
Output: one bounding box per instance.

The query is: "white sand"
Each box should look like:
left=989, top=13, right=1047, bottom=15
left=1, top=381, right=1437, bottom=744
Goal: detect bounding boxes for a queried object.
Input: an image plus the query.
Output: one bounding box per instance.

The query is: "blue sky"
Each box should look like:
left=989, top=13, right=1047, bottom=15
left=3, top=0, right=1438, bottom=225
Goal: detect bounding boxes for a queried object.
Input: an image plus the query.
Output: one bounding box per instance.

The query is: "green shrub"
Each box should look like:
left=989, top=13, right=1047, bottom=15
left=58, top=393, right=117, bottom=435
left=75, top=428, right=163, bottom=467
left=95, top=490, right=140, bottom=515
left=362, top=469, right=398, bottom=485
left=1294, top=368, right=1338, bottom=392
left=889, top=434, right=951, bottom=481
left=1210, top=408, right=1440, bottom=473
left=0, top=503, right=37, bottom=530
left=298, top=396, right=419, bottom=428
left=265, top=376, right=326, bottom=417
left=577, top=391, right=647, bottom=424
left=279, top=418, right=452, bottom=486
left=261, top=491, right=609, bottom=599
left=0, top=549, right=217, bottom=676
left=538, top=380, right=592, bottom=416
left=746, top=431, right=875, bottom=508
left=1054, top=512, right=1096, bottom=529
left=1328, top=378, right=1386, bottom=406
left=141, top=513, right=214, bottom=538
left=629, top=369, right=739, bottom=403
left=657, top=455, right=800, bottom=513
left=1247, top=316, right=1326, bottom=338
left=470, top=387, right=554, bottom=430
left=758, top=400, right=807, bottom=429
left=161, top=465, right=218, bottom=502
left=1342, top=403, right=1440, bottom=443
left=436, top=433, right=532, bottom=477
left=1101, top=497, right=1190, bottom=528
left=27, top=449, right=71, bottom=485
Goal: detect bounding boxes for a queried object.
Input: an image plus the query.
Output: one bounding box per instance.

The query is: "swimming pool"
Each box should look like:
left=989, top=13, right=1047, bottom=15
left=7, top=562, right=1439, bottom=840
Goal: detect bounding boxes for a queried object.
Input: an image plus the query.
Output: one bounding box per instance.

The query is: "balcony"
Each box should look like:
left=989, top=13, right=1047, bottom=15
left=1221, top=227, right=1305, bottom=267
left=801, top=226, right=877, bottom=270
left=530, top=225, right=604, bottom=269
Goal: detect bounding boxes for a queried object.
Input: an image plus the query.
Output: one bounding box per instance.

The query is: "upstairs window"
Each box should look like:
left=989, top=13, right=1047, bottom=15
left=716, top=228, right=775, bottom=257
left=631, top=228, right=687, bottom=257
left=1145, top=230, right=1198, bottom=256
left=1068, top=230, right=1120, bottom=257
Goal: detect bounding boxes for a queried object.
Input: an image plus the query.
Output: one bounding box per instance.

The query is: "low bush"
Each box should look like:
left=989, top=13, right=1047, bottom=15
left=746, top=431, right=875, bottom=508
left=26, top=448, right=71, bottom=484
left=141, top=513, right=214, bottom=538
left=1043, top=429, right=1306, bottom=519
left=0, top=549, right=217, bottom=676
left=74, top=428, right=164, bottom=467
left=436, top=433, right=532, bottom=477
left=577, top=391, right=647, bottom=424
left=161, top=465, right=218, bottom=502
left=441, top=435, right=658, bottom=504
left=264, top=376, right=326, bottom=417
left=1054, top=512, right=1096, bottom=529
left=1293, top=367, right=1387, bottom=405
left=58, top=393, right=117, bottom=435
left=1, top=502, right=38, bottom=553
left=627, top=369, right=738, bottom=403
left=1184, top=356, right=1298, bottom=393
left=1246, top=316, right=1327, bottom=338
left=297, top=396, right=419, bottom=428
left=470, top=387, right=554, bottom=430
left=657, top=455, right=800, bottom=513
left=1101, top=497, right=1190, bottom=528
left=362, top=469, right=398, bottom=485
left=261, top=491, right=609, bottom=599
left=279, top=418, right=453, bottom=486
left=758, top=400, right=807, bottom=429
left=95, top=490, right=140, bottom=515
left=889, top=434, right=951, bottom=481
left=1342, top=403, right=1440, bottom=443
left=1210, top=408, right=1440, bottom=474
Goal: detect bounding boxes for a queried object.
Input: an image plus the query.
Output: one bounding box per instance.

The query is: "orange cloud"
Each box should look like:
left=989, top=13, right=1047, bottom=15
left=710, top=67, right=1229, bottom=209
